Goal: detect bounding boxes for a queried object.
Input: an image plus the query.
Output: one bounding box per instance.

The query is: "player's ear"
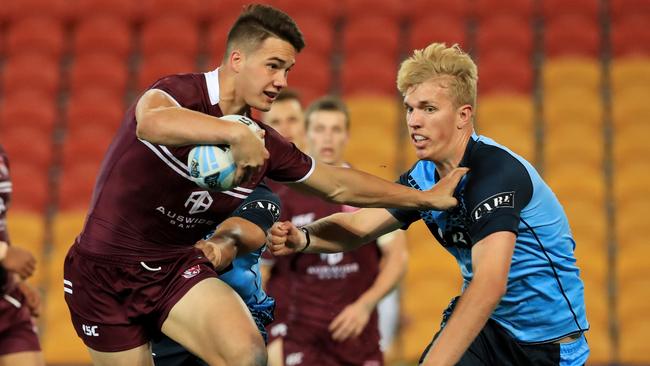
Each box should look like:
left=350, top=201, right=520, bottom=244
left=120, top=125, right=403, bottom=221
left=457, top=104, right=473, bottom=129
left=230, top=49, right=244, bottom=73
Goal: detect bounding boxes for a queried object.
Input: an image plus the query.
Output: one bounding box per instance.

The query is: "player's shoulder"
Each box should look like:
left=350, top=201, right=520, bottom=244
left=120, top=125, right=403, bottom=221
left=400, top=159, right=437, bottom=191
left=466, top=135, right=533, bottom=187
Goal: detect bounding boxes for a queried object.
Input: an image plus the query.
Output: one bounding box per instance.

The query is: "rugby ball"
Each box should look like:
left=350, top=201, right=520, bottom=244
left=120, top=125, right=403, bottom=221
left=188, top=115, right=262, bottom=191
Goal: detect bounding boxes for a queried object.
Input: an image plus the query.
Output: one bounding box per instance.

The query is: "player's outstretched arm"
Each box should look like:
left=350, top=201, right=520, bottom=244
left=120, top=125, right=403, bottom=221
left=296, top=161, right=468, bottom=210
left=195, top=217, right=268, bottom=270
left=135, top=89, right=269, bottom=183
left=267, top=208, right=403, bottom=256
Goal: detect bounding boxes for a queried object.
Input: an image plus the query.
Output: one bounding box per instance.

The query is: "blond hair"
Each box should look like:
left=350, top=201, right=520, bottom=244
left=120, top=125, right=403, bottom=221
left=397, top=43, right=478, bottom=108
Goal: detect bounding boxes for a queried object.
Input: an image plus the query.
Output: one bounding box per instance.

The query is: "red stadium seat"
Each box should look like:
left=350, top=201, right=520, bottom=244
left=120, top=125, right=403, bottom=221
left=66, top=90, right=125, bottom=131
left=5, top=0, right=69, bottom=22
left=544, top=15, right=601, bottom=58
left=62, top=126, right=116, bottom=168
left=291, top=15, right=335, bottom=57
left=410, top=0, right=469, bottom=21
left=8, top=163, right=50, bottom=213
left=140, top=0, right=202, bottom=21
left=5, top=17, right=65, bottom=60
left=409, top=15, right=467, bottom=51
left=343, top=16, right=400, bottom=59
left=71, top=0, right=139, bottom=22
left=611, top=15, right=650, bottom=57
left=206, top=21, right=231, bottom=68
left=341, top=52, right=397, bottom=97
left=541, top=0, right=599, bottom=20
left=610, top=0, right=650, bottom=21
left=74, top=16, right=132, bottom=59
left=476, top=15, right=533, bottom=58
left=342, top=0, right=403, bottom=20
left=137, top=53, right=197, bottom=92
left=1, top=53, right=61, bottom=98
left=141, top=17, right=200, bottom=59
left=478, top=51, right=533, bottom=94
left=1, top=126, right=53, bottom=171
left=271, top=0, right=340, bottom=23
left=474, top=0, right=535, bottom=20
left=286, top=51, right=332, bottom=98
left=201, top=0, right=250, bottom=23
left=69, top=53, right=129, bottom=98
left=0, top=90, right=58, bottom=131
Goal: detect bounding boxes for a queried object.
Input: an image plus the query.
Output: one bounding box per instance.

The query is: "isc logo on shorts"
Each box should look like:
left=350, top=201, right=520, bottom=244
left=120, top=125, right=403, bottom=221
left=82, top=324, right=99, bottom=337
left=182, top=264, right=201, bottom=279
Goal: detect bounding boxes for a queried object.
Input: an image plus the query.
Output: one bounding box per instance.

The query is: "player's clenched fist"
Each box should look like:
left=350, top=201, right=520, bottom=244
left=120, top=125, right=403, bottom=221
left=266, top=221, right=306, bottom=256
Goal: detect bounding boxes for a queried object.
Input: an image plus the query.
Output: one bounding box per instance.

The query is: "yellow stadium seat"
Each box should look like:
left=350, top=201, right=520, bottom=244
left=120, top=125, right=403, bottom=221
left=52, top=210, right=86, bottom=250
left=618, top=277, right=650, bottom=363
left=6, top=211, right=46, bottom=285
left=544, top=132, right=604, bottom=169
left=613, top=123, right=650, bottom=169
left=544, top=88, right=603, bottom=127
left=612, top=86, right=650, bottom=126
left=611, top=57, right=650, bottom=95
left=477, top=121, right=535, bottom=162
left=477, top=94, right=534, bottom=129
left=42, top=288, right=92, bottom=364
left=545, top=164, right=605, bottom=202
left=543, top=57, right=601, bottom=93
left=613, top=162, right=650, bottom=207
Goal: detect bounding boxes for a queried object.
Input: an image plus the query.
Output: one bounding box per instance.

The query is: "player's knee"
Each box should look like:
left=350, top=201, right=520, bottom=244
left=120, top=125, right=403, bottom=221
left=221, top=335, right=267, bottom=366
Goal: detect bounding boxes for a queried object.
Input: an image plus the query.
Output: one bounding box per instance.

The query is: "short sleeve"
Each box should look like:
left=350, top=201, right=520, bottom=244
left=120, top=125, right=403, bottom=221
left=263, top=126, right=315, bottom=183
left=386, top=171, right=421, bottom=229
left=230, top=183, right=281, bottom=233
left=465, top=149, right=533, bottom=244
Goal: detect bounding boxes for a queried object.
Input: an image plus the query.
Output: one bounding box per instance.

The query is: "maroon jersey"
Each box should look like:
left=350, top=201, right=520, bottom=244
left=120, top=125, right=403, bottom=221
left=278, top=185, right=381, bottom=338
left=76, top=70, right=315, bottom=261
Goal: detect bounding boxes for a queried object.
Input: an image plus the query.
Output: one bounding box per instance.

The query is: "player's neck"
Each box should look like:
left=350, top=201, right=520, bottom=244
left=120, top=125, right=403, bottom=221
left=434, top=131, right=472, bottom=178
left=217, top=68, right=248, bottom=115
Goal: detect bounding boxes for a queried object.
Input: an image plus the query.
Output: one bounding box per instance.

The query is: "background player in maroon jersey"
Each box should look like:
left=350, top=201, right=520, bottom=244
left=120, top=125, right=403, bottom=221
left=63, top=4, right=464, bottom=366
left=0, top=145, right=44, bottom=366
left=265, top=97, right=409, bottom=366
left=261, top=89, right=306, bottom=151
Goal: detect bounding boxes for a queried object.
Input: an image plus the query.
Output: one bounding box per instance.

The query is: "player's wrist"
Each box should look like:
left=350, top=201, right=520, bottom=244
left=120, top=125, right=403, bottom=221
left=298, top=227, right=311, bottom=252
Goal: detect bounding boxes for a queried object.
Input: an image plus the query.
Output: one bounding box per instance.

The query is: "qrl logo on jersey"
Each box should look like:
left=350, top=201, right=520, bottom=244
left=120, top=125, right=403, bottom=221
left=185, top=191, right=213, bottom=214
left=320, top=253, right=343, bottom=266
left=182, top=265, right=202, bottom=279
left=471, top=191, right=515, bottom=221
left=82, top=324, right=99, bottom=337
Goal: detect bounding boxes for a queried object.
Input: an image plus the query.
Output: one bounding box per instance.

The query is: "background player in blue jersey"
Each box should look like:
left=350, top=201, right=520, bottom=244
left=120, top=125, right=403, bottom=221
left=267, top=42, right=589, bottom=366
left=152, top=183, right=281, bottom=366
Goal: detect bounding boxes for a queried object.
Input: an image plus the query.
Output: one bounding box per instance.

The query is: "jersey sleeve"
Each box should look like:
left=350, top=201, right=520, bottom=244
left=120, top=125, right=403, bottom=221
left=386, top=171, right=421, bottom=229
left=465, top=150, right=533, bottom=244
left=230, top=183, right=281, bottom=233
left=263, top=126, right=315, bottom=183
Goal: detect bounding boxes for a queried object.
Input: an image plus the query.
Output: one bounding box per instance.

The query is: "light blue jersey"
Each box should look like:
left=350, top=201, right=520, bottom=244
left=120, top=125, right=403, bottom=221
left=390, top=134, right=588, bottom=344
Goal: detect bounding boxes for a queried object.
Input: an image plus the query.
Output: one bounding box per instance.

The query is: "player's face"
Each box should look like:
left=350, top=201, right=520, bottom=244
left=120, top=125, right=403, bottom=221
left=404, top=77, right=465, bottom=162
left=263, top=99, right=305, bottom=146
left=238, top=37, right=296, bottom=112
left=306, top=110, right=349, bottom=165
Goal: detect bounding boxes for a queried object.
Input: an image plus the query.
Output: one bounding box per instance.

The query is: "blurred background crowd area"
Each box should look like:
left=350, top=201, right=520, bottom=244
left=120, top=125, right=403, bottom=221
left=0, top=0, right=648, bottom=364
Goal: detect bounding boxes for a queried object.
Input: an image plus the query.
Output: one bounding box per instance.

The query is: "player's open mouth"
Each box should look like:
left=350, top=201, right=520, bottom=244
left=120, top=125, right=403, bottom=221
left=411, top=134, right=428, bottom=145
left=264, top=91, right=278, bottom=100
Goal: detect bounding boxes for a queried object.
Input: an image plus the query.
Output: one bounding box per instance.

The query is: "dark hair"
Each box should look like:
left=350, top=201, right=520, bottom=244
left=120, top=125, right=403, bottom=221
left=305, top=96, right=350, bottom=130
left=275, top=88, right=302, bottom=104
left=226, top=4, right=305, bottom=56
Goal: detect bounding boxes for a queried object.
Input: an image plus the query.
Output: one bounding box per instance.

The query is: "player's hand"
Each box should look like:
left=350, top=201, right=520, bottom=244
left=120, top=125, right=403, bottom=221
left=194, top=238, right=237, bottom=271
left=329, top=301, right=372, bottom=342
left=2, top=244, right=36, bottom=279
left=266, top=221, right=305, bottom=256
left=230, top=124, right=269, bottom=185
left=426, top=167, right=469, bottom=210
left=17, top=281, right=41, bottom=317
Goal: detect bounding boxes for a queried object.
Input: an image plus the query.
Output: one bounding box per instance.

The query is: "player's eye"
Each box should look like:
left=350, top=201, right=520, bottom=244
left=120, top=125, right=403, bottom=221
left=424, top=106, right=436, bottom=113
left=267, top=63, right=279, bottom=70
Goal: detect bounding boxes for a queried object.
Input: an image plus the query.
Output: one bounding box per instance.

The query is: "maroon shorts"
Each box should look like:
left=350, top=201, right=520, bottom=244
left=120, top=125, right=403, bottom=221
left=283, top=320, right=383, bottom=366
left=0, top=287, right=41, bottom=355
left=63, top=244, right=216, bottom=352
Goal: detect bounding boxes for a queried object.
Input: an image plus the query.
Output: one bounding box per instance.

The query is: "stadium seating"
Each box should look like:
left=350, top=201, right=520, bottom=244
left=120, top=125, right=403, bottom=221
left=544, top=15, right=601, bottom=58
left=541, top=0, right=600, bottom=20
left=141, top=17, right=200, bottom=59
left=476, top=15, right=533, bottom=58
left=137, top=52, right=197, bottom=91
left=408, top=15, right=467, bottom=51
left=542, top=58, right=601, bottom=92
left=5, top=17, right=65, bottom=60
left=74, top=16, right=133, bottom=59
left=70, top=0, right=139, bottom=22
left=474, top=0, right=535, bottom=20
left=611, top=14, right=650, bottom=57
left=343, top=16, right=400, bottom=59
left=478, top=51, right=533, bottom=94
left=1, top=53, right=61, bottom=97
left=69, top=53, right=130, bottom=98
left=341, top=52, right=398, bottom=97
left=342, top=0, right=403, bottom=20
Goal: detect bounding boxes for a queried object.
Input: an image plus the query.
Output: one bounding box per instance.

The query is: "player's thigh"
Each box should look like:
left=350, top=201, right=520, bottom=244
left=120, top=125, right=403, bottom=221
left=162, top=277, right=265, bottom=365
left=0, top=351, right=44, bottom=366
left=267, top=338, right=284, bottom=366
left=88, top=344, right=153, bottom=366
